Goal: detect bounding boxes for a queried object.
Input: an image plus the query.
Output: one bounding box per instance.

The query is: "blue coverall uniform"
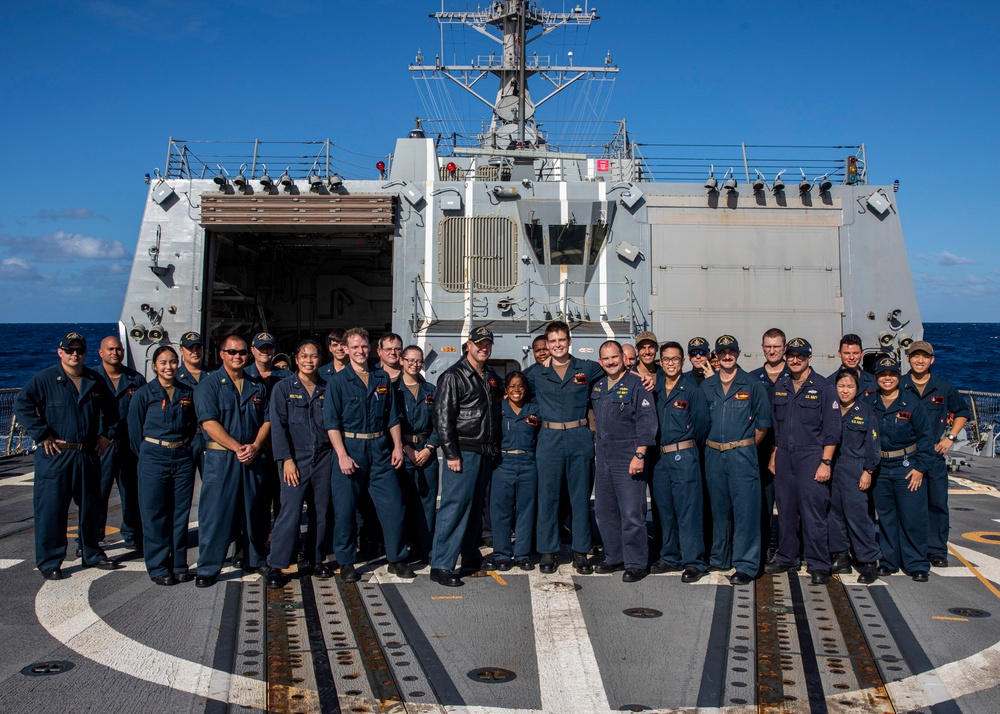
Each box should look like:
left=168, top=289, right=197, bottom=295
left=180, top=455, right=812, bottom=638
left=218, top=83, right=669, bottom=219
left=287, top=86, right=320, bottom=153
left=97, top=365, right=146, bottom=547
left=900, top=373, right=970, bottom=560
left=244, top=363, right=292, bottom=529
left=127, top=380, right=198, bottom=578
left=323, top=367, right=408, bottom=566
left=526, top=357, right=604, bottom=555
left=194, top=370, right=270, bottom=577
left=749, top=364, right=788, bottom=558
left=864, top=391, right=935, bottom=574
left=771, top=372, right=842, bottom=571
left=398, top=377, right=440, bottom=560
left=490, top=399, right=541, bottom=562
left=701, top=368, right=771, bottom=576
left=592, top=372, right=657, bottom=569
left=651, top=372, right=709, bottom=569
left=829, top=400, right=882, bottom=564
left=176, top=365, right=208, bottom=474
left=268, top=375, right=333, bottom=569
left=14, top=365, right=117, bottom=572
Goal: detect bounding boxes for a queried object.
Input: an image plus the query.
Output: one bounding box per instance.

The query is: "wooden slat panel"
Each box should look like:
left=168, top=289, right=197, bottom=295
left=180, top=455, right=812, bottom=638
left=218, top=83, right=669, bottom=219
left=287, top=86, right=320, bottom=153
left=200, top=194, right=395, bottom=228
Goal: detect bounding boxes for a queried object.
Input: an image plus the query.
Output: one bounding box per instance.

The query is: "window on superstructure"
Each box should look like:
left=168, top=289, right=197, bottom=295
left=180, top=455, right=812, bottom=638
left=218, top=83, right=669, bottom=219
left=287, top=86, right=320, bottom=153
left=525, top=221, right=545, bottom=264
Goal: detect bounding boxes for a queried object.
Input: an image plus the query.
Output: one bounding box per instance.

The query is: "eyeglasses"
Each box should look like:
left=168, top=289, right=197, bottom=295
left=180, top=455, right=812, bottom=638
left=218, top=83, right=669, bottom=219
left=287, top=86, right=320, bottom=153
left=62, top=347, right=85, bottom=355
left=689, top=350, right=708, bottom=357
left=402, top=358, right=424, bottom=365
left=660, top=356, right=683, bottom=363
left=223, top=349, right=249, bottom=356
left=785, top=354, right=807, bottom=362
left=381, top=347, right=402, bottom=353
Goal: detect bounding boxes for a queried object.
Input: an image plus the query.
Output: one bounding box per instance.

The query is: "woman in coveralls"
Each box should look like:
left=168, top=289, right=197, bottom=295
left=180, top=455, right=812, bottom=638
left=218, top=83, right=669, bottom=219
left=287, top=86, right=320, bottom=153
left=127, top=346, right=199, bottom=586
left=265, top=340, right=334, bottom=589
left=489, top=371, right=540, bottom=571
left=829, top=369, right=881, bottom=584
left=398, top=345, right=440, bottom=563
left=865, top=356, right=935, bottom=581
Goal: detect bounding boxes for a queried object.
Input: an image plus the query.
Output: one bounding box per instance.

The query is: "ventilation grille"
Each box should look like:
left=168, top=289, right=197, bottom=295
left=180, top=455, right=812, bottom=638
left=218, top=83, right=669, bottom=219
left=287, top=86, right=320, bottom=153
left=439, top=216, right=517, bottom=293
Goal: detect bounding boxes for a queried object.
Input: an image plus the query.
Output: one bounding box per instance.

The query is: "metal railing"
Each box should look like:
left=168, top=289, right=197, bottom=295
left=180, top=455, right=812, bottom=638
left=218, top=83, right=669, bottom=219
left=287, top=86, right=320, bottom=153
left=1, top=388, right=33, bottom=458
left=959, top=390, right=1000, bottom=458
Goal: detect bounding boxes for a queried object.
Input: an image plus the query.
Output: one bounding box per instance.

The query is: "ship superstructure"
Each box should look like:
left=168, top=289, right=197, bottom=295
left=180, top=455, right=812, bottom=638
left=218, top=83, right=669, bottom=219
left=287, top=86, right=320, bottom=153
left=119, top=0, right=921, bottom=381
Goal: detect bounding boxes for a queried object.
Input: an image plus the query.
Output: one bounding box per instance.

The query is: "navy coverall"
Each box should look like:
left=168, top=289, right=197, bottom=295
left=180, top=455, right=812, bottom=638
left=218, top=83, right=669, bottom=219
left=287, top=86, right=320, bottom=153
left=323, top=367, right=408, bottom=566
left=14, top=364, right=116, bottom=572
left=771, top=372, right=841, bottom=571
left=526, top=357, right=604, bottom=555
left=829, top=401, right=882, bottom=564
left=701, top=368, right=771, bottom=576
left=749, top=364, right=788, bottom=557
left=268, top=376, right=333, bottom=569
left=490, top=399, right=541, bottom=562
left=127, top=380, right=198, bottom=578
left=398, top=377, right=440, bottom=560
left=244, top=363, right=292, bottom=531
left=900, top=373, right=970, bottom=559
left=591, top=372, right=658, bottom=570
left=651, top=372, right=709, bottom=570
left=176, top=365, right=208, bottom=474
left=194, top=370, right=270, bottom=576
left=97, top=365, right=146, bottom=546
left=864, top=391, right=935, bottom=574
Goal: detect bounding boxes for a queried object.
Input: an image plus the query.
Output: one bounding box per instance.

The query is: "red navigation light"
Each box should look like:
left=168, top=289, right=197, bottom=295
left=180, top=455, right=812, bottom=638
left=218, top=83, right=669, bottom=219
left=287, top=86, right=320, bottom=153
left=849, top=156, right=857, bottom=164
left=376, top=160, right=386, bottom=172
left=446, top=161, right=457, bottom=173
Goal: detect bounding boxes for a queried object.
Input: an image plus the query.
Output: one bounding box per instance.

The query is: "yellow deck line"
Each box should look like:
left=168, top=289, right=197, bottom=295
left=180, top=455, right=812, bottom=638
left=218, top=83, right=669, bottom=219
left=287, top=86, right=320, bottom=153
left=948, top=544, right=1000, bottom=600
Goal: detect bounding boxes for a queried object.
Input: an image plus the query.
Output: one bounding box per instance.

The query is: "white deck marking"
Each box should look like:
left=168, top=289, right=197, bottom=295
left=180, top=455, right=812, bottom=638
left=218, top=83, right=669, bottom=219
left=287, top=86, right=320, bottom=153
left=35, top=561, right=266, bottom=708
left=528, top=570, right=610, bottom=713
left=0, top=559, right=25, bottom=569
left=1, top=471, right=35, bottom=486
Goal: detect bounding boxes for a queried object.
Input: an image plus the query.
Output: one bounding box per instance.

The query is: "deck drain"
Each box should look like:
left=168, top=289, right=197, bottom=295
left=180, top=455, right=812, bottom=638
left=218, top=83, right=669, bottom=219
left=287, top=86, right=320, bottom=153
left=623, top=607, right=663, bottom=619
left=21, top=661, right=75, bottom=677
left=468, top=667, right=516, bottom=683
left=620, top=705, right=652, bottom=711
left=953, top=507, right=974, bottom=511
left=949, top=607, right=990, bottom=618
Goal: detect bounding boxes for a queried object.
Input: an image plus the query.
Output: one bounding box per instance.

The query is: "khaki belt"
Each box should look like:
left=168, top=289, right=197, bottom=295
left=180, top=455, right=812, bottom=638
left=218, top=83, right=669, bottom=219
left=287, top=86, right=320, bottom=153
left=344, top=431, right=383, bottom=440
left=661, top=439, right=696, bottom=454
left=403, top=433, right=430, bottom=444
left=541, top=418, right=588, bottom=430
left=881, top=444, right=918, bottom=459
left=145, top=436, right=193, bottom=449
left=60, top=442, right=87, bottom=451
left=502, top=449, right=532, bottom=455
left=706, top=438, right=755, bottom=452
left=205, top=442, right=229, bottom=451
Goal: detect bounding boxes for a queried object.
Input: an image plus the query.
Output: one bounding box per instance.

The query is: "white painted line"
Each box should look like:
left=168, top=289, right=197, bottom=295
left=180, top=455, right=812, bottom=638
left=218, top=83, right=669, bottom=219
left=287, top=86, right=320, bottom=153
left=1, top=472, right=35, bottom=486
left=528, top=570, right=610, bottom=714
left=0, top=559, right=25, bottom=569
left=35, top=561, right=266, bottom=708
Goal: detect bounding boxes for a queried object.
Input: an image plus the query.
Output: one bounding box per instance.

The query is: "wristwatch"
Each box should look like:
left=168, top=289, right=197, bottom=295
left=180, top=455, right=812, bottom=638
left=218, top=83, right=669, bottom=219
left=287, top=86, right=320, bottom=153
left=634, top=452, right=645, bottom=460
left=946, top=434, right=957, bottom=442
left=820, top=458, right=832, bottom=466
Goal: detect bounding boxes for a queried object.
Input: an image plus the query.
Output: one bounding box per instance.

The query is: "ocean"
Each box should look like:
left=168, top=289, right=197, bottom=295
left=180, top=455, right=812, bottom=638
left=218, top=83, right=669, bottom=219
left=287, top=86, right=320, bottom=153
left=1, top=322, right=998, bottom=393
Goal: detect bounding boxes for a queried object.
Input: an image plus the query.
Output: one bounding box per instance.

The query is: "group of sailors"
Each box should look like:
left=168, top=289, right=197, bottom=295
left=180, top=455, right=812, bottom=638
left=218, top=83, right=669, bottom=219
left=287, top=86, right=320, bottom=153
left=13, top=322, right=968, bottom=590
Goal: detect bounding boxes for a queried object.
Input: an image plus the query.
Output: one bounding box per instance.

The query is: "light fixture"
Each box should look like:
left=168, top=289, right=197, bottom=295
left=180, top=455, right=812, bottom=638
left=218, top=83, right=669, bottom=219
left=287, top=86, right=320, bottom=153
left=721, top=167, right=737, bottom=193
left=308, top=173, right=324, bottom=191
left=772, top=170, right=786, bottom=195
left=213, top=164, right=229, bottom=188
left=818, top=174, right=833, bottom=193
left=279, top=167, right=293, bottom=190
left=798, top=169, right=811, bottom=195
left=376, top=160, right=387, bottom=179
left=327, top=173, right=344, bottom=189
left=704, top=164, right=717, bottom=194
left=260, top=164, right=274, bottom=190
left=752, top=170, right=766, bottom=193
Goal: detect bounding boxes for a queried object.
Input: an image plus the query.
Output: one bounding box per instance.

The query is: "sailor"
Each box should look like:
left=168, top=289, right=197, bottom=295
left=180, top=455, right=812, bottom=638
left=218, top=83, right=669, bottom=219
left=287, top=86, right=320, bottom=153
left=376, top=332, right=404, bottom=383
left=589, top=341, right=658, bottom=582
left=193, top=335, right=271, bottom=588
left=176, top=331, right=207, bottom=474
left=14, top=332, right=121, bottom=579
left=265, top=340, right=334, bottom=589
left=649, top=341, right=710, bottom=582
left=319, top=328, right=349, bottom=380
left=272, top=353, right=291, bottom=371
left=748, top=328, right=788, bottom=563
left=324, top=327, right=415, bottom=583
left=829, top=334, right=878, bottom=396
left=431, top=326, right=503, bottom=587
left=398, top=345, right=439, bottom=562
left=865, top=355, right=935, bottom=582
left=489, top=371, right=540, bottom=571
left=126, top=345, right=198, bottom=585
left=633, top=331, right=660, bottom=379
left=700, top=334, right=771, bottom=585
left=523, top=334, right=549, bottom=377
left=766, top=338, right=841, bottom=584
left=686, top=336, right=714, bottom=386
left=900, top=340, right=970, bottom=567
left=95, top=335, right=146, bottom=552
left=525, top=320, right=605, bottom=575
left=828, top=369, right=881, bottom=584
left=622, top=343, right=637, bottom=372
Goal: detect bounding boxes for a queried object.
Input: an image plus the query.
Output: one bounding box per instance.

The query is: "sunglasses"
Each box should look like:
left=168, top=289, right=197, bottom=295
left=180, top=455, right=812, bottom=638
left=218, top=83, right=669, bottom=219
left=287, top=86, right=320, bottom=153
left=689, top=350, right=708, bottom=357
left=62, top=347, right=85, bottom=355
left=222, top=349, right=249, bottom=356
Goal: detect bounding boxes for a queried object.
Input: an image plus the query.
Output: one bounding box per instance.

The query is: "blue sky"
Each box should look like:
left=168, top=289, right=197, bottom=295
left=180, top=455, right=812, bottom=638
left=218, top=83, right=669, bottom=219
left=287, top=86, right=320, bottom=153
left=1, top=1, right=997, bottom=323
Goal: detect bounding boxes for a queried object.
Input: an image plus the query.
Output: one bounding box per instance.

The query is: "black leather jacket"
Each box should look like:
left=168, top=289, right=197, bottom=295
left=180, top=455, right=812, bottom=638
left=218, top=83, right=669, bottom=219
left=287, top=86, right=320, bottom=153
left=434, top=357, right=503, bottom=459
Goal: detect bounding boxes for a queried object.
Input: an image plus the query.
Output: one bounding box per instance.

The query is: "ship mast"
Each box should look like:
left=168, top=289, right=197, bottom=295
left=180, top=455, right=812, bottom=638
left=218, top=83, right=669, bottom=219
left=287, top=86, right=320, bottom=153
left=412, top=1, right=617, bottom=152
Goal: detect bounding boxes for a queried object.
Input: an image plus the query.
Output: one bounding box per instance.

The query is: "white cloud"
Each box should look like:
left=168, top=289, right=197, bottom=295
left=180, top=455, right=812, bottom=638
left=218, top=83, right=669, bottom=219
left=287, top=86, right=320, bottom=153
left=0, top=231, right=130, bottom=261
left=0, top=257, right=45, bottom=281
left=916, top=250, right=975, bottom=266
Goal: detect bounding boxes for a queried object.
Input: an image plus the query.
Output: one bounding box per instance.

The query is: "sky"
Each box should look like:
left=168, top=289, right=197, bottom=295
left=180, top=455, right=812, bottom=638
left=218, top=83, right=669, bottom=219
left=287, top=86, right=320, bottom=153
left=1, top=1, right=998, bottom=323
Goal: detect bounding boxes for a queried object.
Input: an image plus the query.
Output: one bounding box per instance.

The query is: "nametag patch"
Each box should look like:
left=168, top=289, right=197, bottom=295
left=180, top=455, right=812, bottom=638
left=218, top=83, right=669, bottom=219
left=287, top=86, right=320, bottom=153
left=572, top=373, right=588, bottom=385
left=804, top=394, right=819, bottom=400
left=289, top=393, right=303, bottom=399
left=251, top=394, right=264, bottom=406
left=525, top=414, right=540, bottom=427
left=735, top=392, right=750, bottom=401
left=376, top=385, right=389, bottom=395
left=616, top=386, right=630, bottom=397
left=849, top=415, right=865, bottom=426
left=930, top=396, right=944, bottom=405
left=774, top=391, right=788, bottom=397
left=673, top=400, right=688, bottom=410
left=896, top=412, right=911, bottom=421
